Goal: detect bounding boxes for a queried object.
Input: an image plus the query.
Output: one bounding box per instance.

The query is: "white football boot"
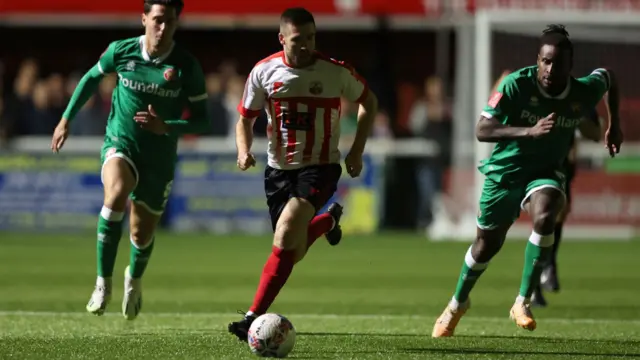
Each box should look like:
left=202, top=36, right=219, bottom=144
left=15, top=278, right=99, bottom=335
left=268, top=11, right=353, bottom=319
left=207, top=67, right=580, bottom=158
left=122, top=266, right=142, bottom=320
left=86, top=277, right=112, bottom=315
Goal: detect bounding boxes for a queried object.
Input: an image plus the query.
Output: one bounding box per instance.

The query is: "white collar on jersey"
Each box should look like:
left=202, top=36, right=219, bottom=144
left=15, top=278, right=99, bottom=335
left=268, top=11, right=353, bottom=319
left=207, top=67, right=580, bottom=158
left=536, top=77, right=571, bottom=100
left=139, top=35, right=175, bottom=64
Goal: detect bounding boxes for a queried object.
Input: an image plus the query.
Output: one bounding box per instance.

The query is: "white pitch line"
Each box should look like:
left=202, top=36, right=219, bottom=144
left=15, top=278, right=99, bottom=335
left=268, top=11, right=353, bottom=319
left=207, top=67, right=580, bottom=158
left=0, top=311, right=638, bottom=325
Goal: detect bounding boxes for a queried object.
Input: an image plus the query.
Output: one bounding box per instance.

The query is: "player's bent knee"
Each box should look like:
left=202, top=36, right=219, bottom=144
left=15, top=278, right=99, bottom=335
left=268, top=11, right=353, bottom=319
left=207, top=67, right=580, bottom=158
left=128, top=201, right=161, bottom=248
left=273, top=197, right=316, bottom=250
left=273, top=221, right=302, bottom=250
left=102, top=158, right=136, bottom=211
left=130, top=230, right=154, bottom=248
left=472, top=227, right=509, bottom=262
left=532, top=212, right=557, bottom=234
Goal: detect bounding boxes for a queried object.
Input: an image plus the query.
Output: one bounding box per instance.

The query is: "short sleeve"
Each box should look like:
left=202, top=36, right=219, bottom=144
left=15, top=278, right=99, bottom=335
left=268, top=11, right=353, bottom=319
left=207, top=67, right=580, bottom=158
left=576, top=68, right=610, bottom=103
left=98, top=42, right=117, bottom=74
left=342, top=63, right=368, bottom=103
left=184, top=59, right=208, bottom=103
left=480, top=75, right=518, bottom=123
left=237, top=66, right=266, bottom=118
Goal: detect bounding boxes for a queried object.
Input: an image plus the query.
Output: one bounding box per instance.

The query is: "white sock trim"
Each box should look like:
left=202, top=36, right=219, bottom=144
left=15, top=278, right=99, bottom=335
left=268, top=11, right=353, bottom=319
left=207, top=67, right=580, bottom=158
left=516, top=295, right=529, bottom=304
left=131, top=235, right=155, bottom=250
left=100, top=206, right=124, bottom=222
left=464, top=246, right=489, bottom=270
left=528, top=230, right=554, bottom=247
left=96, top=276, right=112, bottom=288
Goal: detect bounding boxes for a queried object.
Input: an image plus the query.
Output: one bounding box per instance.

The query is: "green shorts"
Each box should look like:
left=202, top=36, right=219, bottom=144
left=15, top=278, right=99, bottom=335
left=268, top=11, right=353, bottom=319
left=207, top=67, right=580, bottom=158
left=100, top=139, right=175, bottom=215
left=476, top=173, right=567, bottom=230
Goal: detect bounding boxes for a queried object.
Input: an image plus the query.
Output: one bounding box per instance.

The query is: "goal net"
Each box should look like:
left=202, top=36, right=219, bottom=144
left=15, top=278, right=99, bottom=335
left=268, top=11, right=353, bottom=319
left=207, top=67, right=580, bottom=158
left=431, top=2, right=640, bottom=241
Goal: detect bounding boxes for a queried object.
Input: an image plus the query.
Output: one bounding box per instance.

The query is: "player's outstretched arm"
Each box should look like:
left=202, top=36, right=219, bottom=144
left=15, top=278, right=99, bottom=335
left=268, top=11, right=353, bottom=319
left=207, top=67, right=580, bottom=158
left=52, top=64, right=105, bottom=152
left=61, top=65, right=104, bottom=123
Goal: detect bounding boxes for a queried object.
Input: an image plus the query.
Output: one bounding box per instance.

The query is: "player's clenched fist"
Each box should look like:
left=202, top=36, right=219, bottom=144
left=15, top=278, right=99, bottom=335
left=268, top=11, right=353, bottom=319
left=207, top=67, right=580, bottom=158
left=528, top=113, right=556, bottom=138
left=604, top=125, right=623, bottom=157
left=51, top=119, right=69, bottom=153
left=237, top=152, right=256, bottom=171
left=344, top=151, right=363, bottom=178
left=134, top=105, right=168, bottom=135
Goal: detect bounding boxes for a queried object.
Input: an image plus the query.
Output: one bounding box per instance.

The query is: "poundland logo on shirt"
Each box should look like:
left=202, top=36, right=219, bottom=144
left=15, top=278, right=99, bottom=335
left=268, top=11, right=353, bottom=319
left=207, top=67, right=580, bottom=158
left=118, top=74, right=181, bottom=98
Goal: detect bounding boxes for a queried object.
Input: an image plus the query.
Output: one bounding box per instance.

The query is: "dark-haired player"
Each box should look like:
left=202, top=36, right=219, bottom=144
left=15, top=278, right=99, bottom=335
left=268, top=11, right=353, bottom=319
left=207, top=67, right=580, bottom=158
left=432, top=24, right=622, bottom=337
left=51, top=0, right=210, bottom=320
left=227, top=7, right=378, bottom=341
left=532, top=106, right=602, bottom=307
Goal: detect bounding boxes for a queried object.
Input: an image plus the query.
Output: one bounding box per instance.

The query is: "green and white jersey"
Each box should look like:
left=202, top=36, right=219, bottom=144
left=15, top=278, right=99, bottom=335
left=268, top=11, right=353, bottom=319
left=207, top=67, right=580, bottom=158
left=98, top=36, right=208, bottom=161
left=479, top=66, right=609, bottom=183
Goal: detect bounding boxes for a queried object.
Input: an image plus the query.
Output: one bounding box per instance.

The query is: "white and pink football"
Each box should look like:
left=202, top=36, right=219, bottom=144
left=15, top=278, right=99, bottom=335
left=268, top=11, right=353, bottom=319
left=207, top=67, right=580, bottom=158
left=247, top=313, right=296, bottom=358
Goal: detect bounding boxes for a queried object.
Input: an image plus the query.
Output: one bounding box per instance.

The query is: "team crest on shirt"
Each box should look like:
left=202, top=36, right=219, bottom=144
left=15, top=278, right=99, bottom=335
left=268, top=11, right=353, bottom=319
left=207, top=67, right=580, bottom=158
left=529, top=96, right=538, bottom=106
left=105, top=147, right=117, bottom=158
left=571, top=102, right=581, bottom=113
left=163, top=67, right=177, bottom=81
left=125, top=60, right=136, bottom=71
left=309, top=81, right=323, bottom=95
left=488, top=91, right=502, bottom=108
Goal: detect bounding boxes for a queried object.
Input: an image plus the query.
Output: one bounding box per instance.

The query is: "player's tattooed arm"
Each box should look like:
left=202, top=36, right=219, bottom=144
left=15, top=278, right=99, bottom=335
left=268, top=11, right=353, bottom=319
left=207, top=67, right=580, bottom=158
left=476, top=113, right=554, bottom=142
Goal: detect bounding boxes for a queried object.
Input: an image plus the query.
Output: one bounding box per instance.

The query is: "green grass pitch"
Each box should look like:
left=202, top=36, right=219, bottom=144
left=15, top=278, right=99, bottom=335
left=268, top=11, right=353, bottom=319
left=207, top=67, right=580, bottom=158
left=0, top=233, right=639, bottom=359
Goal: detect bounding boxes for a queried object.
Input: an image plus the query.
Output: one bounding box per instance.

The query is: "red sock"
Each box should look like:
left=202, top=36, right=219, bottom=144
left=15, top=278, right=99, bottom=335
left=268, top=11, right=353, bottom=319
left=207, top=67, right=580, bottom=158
left=249, top=246, right=296, bottom=315
left=306, top=213, right=335, bottom=248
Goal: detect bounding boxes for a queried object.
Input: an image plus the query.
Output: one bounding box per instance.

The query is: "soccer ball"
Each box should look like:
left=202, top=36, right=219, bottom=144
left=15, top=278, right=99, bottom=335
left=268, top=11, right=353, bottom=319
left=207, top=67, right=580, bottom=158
left=247, top=313, right=296, bottom=358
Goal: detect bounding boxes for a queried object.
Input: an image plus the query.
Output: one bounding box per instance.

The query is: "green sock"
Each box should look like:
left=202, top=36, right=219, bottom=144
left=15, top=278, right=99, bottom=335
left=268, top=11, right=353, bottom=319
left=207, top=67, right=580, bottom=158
left=129, top=237, right=155, bottom=279
left=453, top=247, right=489, bottom=303
left=96, top=207, right=124, bottom=278
left=519, top=231, right=554, bottom=298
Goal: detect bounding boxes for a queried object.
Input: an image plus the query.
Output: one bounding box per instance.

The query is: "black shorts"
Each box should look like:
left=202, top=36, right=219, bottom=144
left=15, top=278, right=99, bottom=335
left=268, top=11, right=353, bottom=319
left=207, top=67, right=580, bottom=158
left=264, top=163, right=342, bottom=231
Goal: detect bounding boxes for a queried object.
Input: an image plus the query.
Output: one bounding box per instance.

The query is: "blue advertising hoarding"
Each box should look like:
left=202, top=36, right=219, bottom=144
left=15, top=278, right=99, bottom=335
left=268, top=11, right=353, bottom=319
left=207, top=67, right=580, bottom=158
left=0, top=151, right=379, bottom=234
left=166, top=153, right=379, bottom=234
left=0, top=153, right=103, bottom=231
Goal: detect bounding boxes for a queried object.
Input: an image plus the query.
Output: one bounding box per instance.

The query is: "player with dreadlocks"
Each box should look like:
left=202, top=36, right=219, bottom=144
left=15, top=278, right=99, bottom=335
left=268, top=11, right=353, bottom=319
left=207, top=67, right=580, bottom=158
left=431, top=24, right=622, bottom=337
left=51, top=0, right=211, bottom=320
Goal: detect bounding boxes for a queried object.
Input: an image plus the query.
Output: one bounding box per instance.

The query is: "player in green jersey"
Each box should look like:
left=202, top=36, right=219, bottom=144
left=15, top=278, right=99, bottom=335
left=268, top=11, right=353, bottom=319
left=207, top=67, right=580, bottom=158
left=50, top=0, right=211, bottom=320
left=432, top=25, right=623, bottom=337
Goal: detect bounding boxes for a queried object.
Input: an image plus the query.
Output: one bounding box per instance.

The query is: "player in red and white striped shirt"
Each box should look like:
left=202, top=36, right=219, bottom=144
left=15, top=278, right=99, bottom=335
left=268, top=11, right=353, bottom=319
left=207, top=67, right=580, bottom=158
left=228, top=7, right=378, bottom=341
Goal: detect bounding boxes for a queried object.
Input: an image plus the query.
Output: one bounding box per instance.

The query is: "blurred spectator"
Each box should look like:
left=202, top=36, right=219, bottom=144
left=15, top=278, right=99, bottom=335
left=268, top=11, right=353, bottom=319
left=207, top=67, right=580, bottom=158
left=23, top=81, right=58, bottom=135
left=3, top=58, right=40, bottom=137
left=206, top=73, right=229, bottom=136
left=408, top=76, right=452, bottom=229
left=373, top=110, right=392, bottom=139
left=0, top=98, right=8, bottom=146
left=224, top=75, right=246, bottom=140
left=47, top=73, right=66, bottom=119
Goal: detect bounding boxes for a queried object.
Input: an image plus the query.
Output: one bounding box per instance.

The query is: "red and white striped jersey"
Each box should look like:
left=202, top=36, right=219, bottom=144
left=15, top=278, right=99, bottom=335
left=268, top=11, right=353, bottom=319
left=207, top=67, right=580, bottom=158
left=238, top=51, right=369, bottom=170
